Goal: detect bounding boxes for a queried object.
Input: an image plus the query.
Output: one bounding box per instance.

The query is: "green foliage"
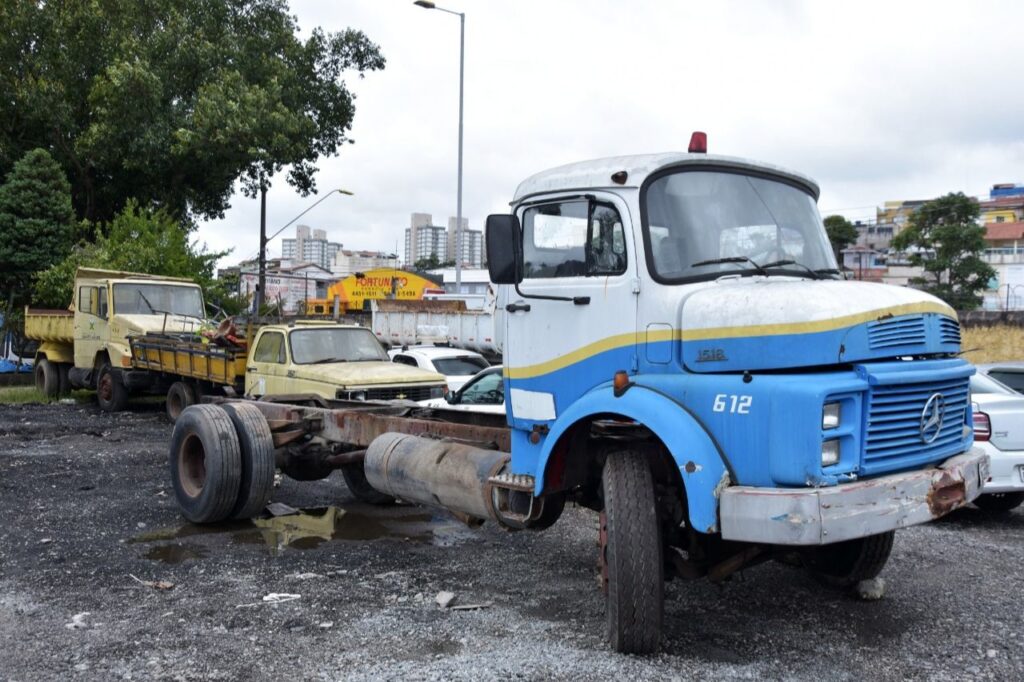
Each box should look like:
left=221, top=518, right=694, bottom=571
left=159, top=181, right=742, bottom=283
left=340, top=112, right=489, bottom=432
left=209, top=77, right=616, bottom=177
left=0, top=1, right=385, bottom=223
left=890, top=193, right=996, bottom=310
left=822, top=214, right=858, bottom=260
left=413, top=255, right=456, bottom=271
left=0, top=149, right=74, bottom=305
left=32, top=201, right=230, bottom=310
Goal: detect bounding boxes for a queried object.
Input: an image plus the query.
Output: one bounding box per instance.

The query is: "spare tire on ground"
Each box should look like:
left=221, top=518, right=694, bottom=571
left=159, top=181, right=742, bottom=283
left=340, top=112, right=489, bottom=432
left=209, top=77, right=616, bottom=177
left=169, top=404, right=242, bottom=523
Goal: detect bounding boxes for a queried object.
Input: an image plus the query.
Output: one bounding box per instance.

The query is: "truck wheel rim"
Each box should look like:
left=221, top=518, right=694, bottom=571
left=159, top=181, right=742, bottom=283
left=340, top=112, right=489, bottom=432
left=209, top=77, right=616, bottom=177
left=98, top=373, right=113, bottom=402
left=178, top=433, right=207, bottom=498
left=168, top=392, right=182, bottom=419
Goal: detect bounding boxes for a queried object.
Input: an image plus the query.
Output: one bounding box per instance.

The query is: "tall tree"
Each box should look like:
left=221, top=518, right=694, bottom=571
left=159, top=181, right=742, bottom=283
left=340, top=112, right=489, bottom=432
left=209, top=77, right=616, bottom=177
left=0, top=148, right=74, bottom=306
left=823, top=214, right=858, bottom=261
left=32, top=200, right=229, bottom=309
left=0, top=0, right=385, bottom=224
left=890, top=192, right=996, bottom=310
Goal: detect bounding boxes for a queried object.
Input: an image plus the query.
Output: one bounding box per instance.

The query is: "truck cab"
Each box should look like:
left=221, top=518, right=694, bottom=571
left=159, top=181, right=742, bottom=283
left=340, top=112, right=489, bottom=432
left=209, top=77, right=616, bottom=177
left=245, top=321, right=447, bottom=402
left=484, top=140, right=987, bottom=651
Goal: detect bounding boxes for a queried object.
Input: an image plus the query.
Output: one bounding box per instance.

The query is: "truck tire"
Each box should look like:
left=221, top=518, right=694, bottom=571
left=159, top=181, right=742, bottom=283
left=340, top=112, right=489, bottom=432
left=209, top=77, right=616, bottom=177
left=601, top=449, right=663, bottom=654
left=341, top=462, right=396, bottom=505
left=166, top=382, right=196, bottom=423
left=58, top=363, right=71, bottom=396
left=974, top=492, right=1024, bottom=513
left=96, top=363, right=129, bottom=412
left=804, top=530, right=894, bottom=589
left=34, top=359, right=59, bottom=398
left=220, top=402, right=276, bottom=520
left=169, top=404, right=242, bottom=523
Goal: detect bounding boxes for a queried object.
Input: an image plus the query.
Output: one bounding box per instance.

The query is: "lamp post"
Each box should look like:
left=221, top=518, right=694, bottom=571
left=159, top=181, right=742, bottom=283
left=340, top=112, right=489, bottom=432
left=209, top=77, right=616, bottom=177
left=255, top=187, right=354, bottom=314
left=413, top=0, right=465, bottom=294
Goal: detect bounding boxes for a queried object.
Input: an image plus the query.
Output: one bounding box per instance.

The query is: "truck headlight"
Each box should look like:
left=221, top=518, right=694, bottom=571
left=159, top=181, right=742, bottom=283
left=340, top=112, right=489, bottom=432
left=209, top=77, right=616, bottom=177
left=822, top=402, right=841, bottom=430
left=429, top=386, right=445, bottom=399
left=822, top=439, right=840, bottom=467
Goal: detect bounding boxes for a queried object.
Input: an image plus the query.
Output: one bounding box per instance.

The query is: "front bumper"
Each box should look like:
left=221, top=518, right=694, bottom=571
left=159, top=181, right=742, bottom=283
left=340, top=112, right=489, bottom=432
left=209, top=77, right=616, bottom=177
left=975, top=441, right=1024, bottom=494
left=720, top=449, right=989, bottom=546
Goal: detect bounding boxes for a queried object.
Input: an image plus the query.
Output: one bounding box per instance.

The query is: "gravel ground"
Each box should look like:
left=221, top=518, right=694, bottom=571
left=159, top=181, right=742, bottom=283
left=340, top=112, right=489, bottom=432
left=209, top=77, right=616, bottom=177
left=1, top=402, right=1022, bottom=681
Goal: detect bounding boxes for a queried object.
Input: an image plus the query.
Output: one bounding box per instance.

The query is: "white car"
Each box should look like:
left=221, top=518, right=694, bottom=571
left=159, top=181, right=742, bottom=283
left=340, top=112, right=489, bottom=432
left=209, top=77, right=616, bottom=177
left=388, top=346, right=491, bottom=392
left=970, top=373, right=1024, bottom=512
left=419, top=366, right=505, bottom=415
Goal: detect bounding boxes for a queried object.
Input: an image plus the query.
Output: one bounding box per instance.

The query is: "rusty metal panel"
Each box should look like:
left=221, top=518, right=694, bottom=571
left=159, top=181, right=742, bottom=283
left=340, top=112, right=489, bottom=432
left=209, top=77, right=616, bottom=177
left=719, top=449, right=989, bottom=546
left=237, top=400, right=511, bottom=451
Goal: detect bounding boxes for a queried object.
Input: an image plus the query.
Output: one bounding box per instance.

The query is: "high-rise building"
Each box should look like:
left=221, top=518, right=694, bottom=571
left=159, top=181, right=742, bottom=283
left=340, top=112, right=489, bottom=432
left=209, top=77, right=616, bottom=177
left=281, top=224, right=342, bottom=270
left=447, top=216, right=484, bottom=268
left=404, top=213, right=448, bottom=266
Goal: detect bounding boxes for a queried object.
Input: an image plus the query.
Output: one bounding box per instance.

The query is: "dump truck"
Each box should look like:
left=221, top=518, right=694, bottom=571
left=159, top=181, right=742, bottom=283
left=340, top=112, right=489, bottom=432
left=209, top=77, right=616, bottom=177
left=370, top=298, right=502, bottom=361
left=168, top=137, right=989, bottom=654
left=26, top=269, right=447, bottom=418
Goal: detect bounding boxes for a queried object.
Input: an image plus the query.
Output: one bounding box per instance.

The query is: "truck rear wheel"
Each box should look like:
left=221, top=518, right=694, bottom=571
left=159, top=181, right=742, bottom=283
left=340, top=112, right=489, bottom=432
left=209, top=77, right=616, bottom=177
left=974, top=492, right=1024, bottom=513
left=166, top=382, right=196, bottom=423
left=34, top=359, right=59, bottom=398
left=601, top=449, right=663, bottom=654
left=804, top=530, right=894, bottom=589
left=169, top=404, right=242, bottom=523
left=341, top=462, right=395, bottom=505
left=58, top=363, right=71, bottom=396
left=220, top=402, right=276, bottom=519
left=96, top=363, right=129, bottom=412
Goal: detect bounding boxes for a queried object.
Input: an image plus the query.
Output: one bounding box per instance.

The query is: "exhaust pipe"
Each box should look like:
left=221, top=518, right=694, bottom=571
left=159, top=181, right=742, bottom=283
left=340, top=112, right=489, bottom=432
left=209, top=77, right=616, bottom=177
left=364, top=433, right=510, bottom=524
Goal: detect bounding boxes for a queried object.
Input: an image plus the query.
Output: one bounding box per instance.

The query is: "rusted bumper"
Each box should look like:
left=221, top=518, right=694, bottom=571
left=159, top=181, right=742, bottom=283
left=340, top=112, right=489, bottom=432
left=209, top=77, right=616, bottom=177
left=719, top=449, right=990, bottom=546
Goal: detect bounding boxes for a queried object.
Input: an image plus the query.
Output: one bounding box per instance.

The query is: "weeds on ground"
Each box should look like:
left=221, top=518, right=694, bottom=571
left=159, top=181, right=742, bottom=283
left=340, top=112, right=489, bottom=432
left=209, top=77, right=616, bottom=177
left=0, top=387, right=92, bottom=405
left=961, top=325, right=1024, bottom=364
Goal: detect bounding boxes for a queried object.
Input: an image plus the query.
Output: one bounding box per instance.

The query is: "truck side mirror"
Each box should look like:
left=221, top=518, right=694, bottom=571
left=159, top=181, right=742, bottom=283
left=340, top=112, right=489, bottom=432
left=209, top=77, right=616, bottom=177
left=486, top=214, right=523, bottom=285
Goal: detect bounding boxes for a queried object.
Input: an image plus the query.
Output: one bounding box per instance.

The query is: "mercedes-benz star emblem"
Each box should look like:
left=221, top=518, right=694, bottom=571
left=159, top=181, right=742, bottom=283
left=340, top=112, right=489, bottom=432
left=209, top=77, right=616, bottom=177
left=919, top=393, right=946, bottom=444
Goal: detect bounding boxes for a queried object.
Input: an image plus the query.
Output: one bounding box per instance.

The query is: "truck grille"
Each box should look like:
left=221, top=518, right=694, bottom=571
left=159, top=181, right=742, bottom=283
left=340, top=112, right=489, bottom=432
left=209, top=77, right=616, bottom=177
left=341, top=385, right=436, bottom=401
left=938, top=318, right=961, bottom=345
left=867, top=315, right=926, bottom=350
left=862, top=375, right=969, bottom=475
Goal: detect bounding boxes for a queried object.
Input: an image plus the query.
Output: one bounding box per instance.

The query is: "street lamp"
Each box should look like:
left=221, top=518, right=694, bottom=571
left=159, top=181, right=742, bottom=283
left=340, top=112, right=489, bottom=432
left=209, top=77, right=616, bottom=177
left=413, top=0, right=465, bottom=294
left=256, top=187, right=354, bottom=314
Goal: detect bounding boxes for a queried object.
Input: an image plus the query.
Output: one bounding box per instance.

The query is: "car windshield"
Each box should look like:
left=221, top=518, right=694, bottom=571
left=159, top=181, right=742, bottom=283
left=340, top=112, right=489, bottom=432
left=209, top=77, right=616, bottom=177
left=643, top=170, right=838, bottom=281
left=289, top=328, right=389, bottom=364
left=459, top=370, right=503, bottom=405
left=113, top=283, right=205, bottom=317
left=433, top=356, right=490, bottom=376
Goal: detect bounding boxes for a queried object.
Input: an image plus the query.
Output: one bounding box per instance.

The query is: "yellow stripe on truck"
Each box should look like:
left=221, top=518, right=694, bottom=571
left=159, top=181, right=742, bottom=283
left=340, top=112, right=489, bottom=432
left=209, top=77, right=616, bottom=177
left=504, top=302, right=957, bottom=380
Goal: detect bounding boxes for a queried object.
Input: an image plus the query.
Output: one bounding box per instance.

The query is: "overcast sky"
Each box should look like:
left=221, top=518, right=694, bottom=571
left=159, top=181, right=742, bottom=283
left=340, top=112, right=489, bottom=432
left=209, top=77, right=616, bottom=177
left=195, top=0, right=1024, bottom=268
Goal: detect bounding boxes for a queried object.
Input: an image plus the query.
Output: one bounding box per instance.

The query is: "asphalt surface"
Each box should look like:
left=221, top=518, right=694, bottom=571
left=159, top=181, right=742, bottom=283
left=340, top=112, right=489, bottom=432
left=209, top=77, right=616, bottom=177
left=1, top=402, right=1022, bottom=681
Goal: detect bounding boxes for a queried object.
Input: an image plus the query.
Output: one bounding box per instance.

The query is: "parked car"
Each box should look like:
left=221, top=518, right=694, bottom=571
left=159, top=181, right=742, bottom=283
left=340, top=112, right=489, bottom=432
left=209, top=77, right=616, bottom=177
left=970, top=373, right=1024, bottom=512
left=975, top=362, right=1024, bottom=395
left=388, top=345, right=490, bottom=391
left=419, top=366, right=504, bottom=415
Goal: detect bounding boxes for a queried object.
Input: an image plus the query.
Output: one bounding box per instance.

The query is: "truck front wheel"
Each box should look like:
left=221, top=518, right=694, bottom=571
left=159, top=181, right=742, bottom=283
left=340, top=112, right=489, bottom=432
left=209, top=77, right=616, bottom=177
left=803, top=530, right=894, bottom=589
left=341, top=463, right=395, bottom=505
left=96, top=363, right=129, bottom=412
left=601, top=449, right=663, bottom=654
left=34, top=359, right=59, bottom=398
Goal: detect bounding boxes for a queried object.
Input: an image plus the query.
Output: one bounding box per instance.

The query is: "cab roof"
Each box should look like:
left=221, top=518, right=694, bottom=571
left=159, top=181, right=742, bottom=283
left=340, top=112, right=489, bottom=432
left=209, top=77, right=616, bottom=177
left=75, top=267, right=197, bottom=284
left=512, top=153, right=820, bottom=204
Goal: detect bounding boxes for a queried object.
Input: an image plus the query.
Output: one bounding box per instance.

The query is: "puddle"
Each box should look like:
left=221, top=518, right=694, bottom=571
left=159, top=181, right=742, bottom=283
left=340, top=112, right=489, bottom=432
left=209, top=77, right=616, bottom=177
left=143, top=543, right=208, bottom=564
left=133, top=506, right=476, bottom=563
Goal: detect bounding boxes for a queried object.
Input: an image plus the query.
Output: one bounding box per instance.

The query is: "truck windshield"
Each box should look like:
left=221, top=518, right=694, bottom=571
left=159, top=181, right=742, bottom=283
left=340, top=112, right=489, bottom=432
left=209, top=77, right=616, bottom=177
left=289, top=328, right=389, bottom=364
left=113, top=284, right=205, bottom=317
left=642, top=170, right=838, bottom=282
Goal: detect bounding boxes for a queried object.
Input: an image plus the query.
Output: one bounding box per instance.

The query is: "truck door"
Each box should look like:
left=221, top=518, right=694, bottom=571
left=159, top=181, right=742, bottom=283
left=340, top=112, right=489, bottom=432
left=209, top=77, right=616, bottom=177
left=245, top=330, right=288, bottom=396
left=73, top=283, right=109, bottom=369
left=503, top=194, right=637, bottom=427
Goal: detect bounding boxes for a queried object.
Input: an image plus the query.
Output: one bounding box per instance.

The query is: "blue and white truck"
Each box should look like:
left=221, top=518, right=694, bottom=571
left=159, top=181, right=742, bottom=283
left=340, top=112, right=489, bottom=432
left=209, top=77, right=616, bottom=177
left=169, top=134, right=989, bottom=654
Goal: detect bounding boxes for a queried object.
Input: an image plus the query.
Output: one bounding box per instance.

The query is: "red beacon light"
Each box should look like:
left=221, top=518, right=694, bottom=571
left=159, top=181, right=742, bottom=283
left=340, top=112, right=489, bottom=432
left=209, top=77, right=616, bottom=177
left=688, top=131, right=707, bottom=154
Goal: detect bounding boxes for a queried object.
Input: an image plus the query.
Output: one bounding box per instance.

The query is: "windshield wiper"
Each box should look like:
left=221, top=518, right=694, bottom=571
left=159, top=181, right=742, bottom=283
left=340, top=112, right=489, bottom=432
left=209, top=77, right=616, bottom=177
left=691, top=256, right=769, bottom=277
left=310, top=357, right=350, bottom=364
left=138, top=291, right=157, bottom=314
left=813, top=268, right=843, bottom=279
left=759, top=259, right=822, bottom=280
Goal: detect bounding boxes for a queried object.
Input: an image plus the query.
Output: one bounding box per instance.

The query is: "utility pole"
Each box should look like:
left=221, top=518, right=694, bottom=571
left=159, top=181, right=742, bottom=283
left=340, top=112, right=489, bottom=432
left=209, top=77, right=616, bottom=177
left=257, top=185, right=267, bottom=315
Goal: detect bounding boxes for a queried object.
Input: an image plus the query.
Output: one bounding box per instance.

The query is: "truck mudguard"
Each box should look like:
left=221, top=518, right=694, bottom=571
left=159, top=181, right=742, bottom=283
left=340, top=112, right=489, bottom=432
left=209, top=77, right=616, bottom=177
left=533, top=383, right=730, bottom=533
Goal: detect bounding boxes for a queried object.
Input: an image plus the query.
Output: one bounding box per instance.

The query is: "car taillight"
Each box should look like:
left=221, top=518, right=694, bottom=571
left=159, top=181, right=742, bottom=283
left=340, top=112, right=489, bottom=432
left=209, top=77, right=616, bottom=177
left=973, top=411, right=991, bottom=442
